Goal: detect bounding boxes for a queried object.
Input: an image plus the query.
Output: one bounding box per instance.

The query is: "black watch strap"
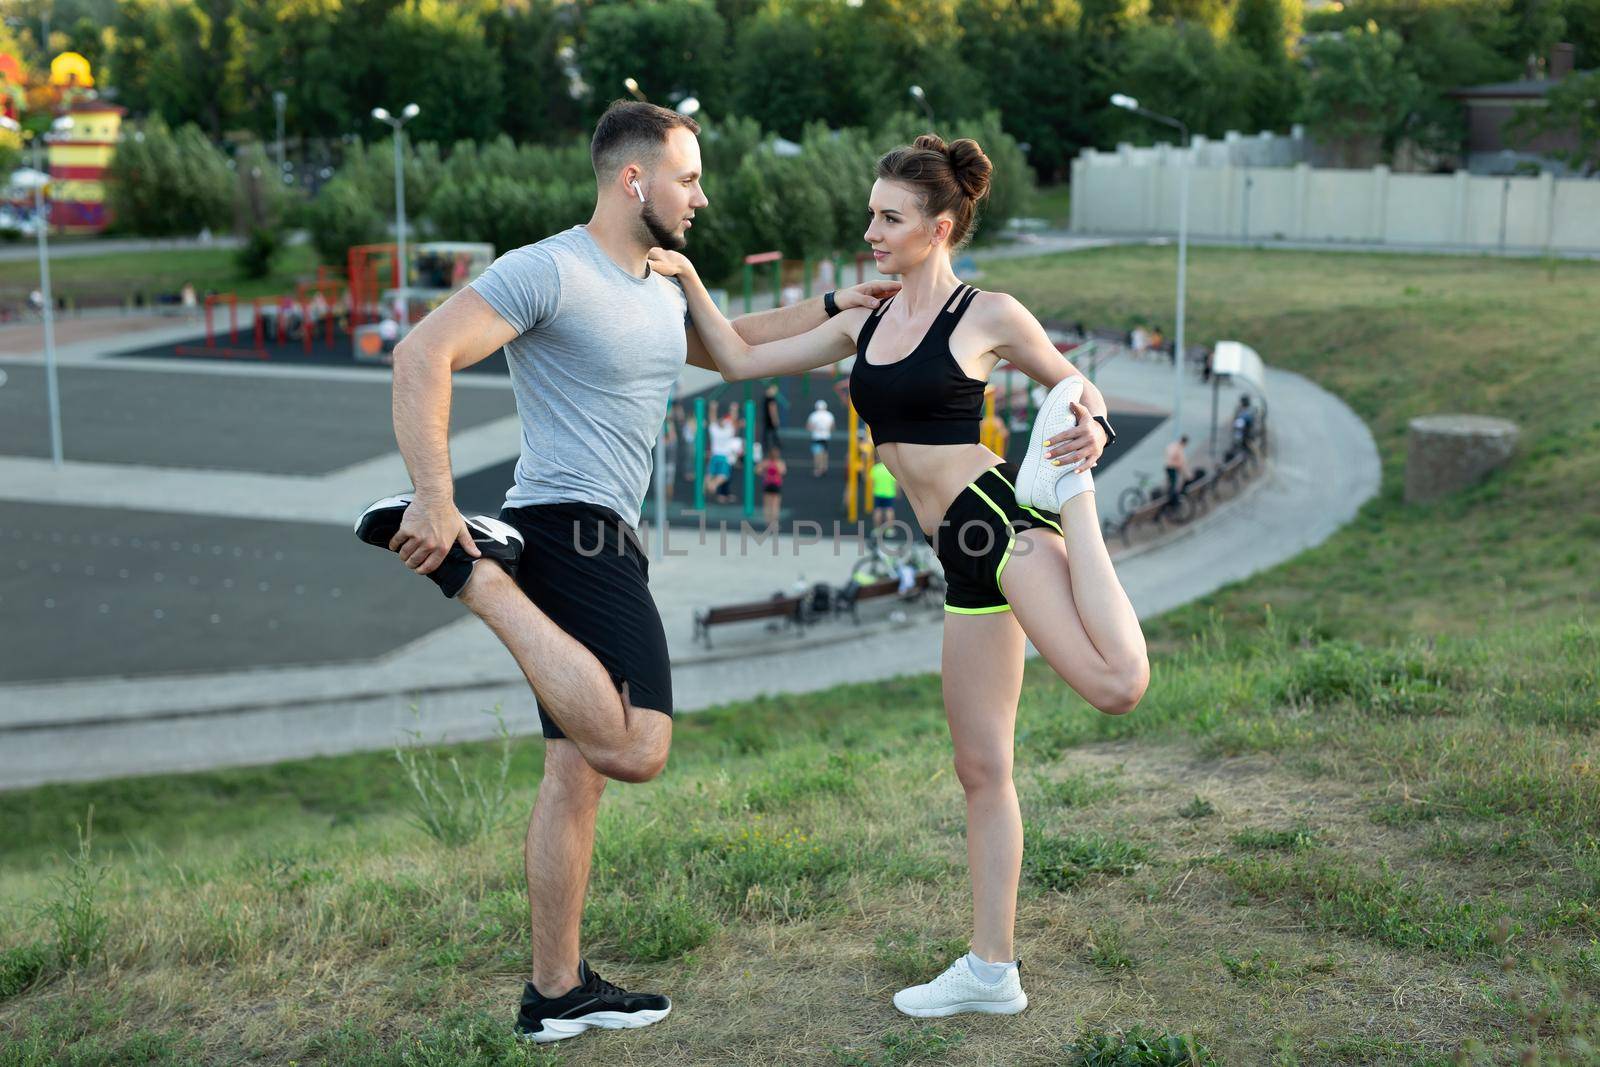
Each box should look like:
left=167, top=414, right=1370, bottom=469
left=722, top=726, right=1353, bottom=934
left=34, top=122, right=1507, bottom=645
left=1092, top=414, right=1117, bottom=446
left=823, top=290, right=840, bottom=317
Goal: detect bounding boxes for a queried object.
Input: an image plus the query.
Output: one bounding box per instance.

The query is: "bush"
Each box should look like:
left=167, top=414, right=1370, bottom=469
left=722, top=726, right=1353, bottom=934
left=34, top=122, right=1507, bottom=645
left=1065, top=1026, right=1219, bottom=1066
left=37, top=809, right=109, bottom=972
left=0, top=941, right=48, bottom=999
left=105, top=116, right=232, bottom=236
left=304, top=179, right=389, bottom=266
left=392, top=710, right=517, bottom=847
left=234, top=227, right=281, bottom=279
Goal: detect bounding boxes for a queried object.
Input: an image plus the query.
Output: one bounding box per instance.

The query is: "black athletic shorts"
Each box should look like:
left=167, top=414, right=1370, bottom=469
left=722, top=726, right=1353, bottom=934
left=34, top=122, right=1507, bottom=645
left=931, top=462, right=1062, bottom=615
left=497, top=501, right=673, bottom=740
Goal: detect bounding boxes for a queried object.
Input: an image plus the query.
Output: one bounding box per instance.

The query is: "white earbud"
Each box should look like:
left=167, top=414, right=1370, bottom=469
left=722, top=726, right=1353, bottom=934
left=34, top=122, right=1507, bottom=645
left=630, top=179, right=646, bottom=204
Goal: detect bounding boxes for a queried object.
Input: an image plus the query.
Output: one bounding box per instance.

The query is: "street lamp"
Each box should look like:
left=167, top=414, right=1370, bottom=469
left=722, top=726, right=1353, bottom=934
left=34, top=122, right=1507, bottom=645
left=1112, top=92, right=1190, bottom=441
left=624, top=77, right=645, bottom=102
left=371, top=103, right=419, bottom=313
left=272, top=90, right=287, bottom=177
left=909, top=84, right=933, bottom=123
left=6, top=113, right=74, bottom=466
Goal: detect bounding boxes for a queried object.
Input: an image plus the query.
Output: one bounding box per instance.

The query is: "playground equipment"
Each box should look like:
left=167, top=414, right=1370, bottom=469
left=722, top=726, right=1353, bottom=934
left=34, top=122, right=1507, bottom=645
left=350, top=241, right=493, bottom=362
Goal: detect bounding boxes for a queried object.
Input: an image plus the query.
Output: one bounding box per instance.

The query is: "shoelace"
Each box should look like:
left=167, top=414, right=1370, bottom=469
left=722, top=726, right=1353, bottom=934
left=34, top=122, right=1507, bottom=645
left=584, top=970, right=627, bottom=999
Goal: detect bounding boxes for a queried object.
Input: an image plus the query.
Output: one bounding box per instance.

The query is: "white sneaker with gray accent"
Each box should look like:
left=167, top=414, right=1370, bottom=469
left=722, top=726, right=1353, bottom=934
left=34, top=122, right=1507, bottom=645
left=1013, top=375, right=1093, bottom=513
left=892, top=956, right=1028, bottom=1018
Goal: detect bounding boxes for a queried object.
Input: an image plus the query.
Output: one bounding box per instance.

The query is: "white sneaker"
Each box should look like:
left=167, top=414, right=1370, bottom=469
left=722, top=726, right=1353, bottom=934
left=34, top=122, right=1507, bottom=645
left=892, top=956, right=1028, bottom=1018
left=1013, top=375, right=1093, bottom=513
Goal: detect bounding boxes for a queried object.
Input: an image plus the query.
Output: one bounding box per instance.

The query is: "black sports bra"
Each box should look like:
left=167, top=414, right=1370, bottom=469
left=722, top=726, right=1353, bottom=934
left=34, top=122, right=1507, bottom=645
left=849, top=284, right=987, bottom=446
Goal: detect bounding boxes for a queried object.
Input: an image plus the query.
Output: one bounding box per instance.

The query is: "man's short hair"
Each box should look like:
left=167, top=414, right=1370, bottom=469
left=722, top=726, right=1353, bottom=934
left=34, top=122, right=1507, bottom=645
left=590, top=100, right=701, bottom=181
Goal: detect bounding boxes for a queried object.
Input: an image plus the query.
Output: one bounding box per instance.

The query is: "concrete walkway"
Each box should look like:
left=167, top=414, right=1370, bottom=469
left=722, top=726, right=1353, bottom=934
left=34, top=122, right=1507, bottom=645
left=0, top=319, right=1377, bottom=786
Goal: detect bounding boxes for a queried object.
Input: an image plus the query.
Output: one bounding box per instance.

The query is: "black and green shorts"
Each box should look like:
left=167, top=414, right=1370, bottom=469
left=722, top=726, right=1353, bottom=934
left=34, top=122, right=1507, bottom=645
left=931, top=461, right=1063, bottom=615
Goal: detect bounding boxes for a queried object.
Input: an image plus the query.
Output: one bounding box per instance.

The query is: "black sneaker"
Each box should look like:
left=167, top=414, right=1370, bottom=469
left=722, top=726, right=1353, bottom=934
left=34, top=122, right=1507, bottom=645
left=354, top=493, right=523, bottom=598
left=514, top=960, right=671, bottom=1043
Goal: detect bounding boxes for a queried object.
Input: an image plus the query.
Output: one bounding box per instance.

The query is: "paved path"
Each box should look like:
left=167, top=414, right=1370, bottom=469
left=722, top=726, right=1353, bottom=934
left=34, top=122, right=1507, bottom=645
left=0, top=328, right=1377, bottom=786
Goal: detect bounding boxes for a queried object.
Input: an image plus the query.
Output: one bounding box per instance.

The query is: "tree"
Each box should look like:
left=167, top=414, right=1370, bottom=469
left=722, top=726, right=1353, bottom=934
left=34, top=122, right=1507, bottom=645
left=302, top=178, right=388, bottom=263
left=1231, top=0, right=1304, bottom=130
left=1509, top=69, right=1600, bottom=174
left=484, top=0, right=584, bottom=145
left=376, top=0, right=505, bottom=145
left=230, top=0, right=375, bottom=144
left=959, top=0, right=1089, bottom=182
left=1299, top=21, right=1429, bottom=163
left=726, top=10, right=833, bottom=140
left=103, top=0, right=242, bottom=137
left=579, top=0, right=728, bottom=118
left=1112, top=22, right=1260, bottom=139
left=104, top=116, right=233, bottom=235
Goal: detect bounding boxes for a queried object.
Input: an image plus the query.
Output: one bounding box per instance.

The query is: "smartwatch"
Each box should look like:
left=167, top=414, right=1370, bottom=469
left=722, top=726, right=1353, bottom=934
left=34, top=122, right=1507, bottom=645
left=823, top=290, right=841, bottom=317
left=1091, top=414, right=1118, bottom=447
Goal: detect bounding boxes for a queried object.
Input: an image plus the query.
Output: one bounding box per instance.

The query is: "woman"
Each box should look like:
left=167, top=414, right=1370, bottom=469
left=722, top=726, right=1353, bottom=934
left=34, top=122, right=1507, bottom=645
left=647, top=134, right=1149, bottom=1018
left=759, top=448, right=786, bottom=530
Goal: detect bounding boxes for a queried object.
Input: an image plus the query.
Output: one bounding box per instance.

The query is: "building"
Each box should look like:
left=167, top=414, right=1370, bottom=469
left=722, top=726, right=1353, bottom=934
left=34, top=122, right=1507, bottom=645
left=1450, top=43, right=1594, bottom=177
left=46, top=101, right=126, bottom=234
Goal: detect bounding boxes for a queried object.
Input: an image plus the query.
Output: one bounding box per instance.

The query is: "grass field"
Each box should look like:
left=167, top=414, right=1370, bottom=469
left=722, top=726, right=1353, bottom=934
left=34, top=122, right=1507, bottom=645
left=1, top=245, right=1597, bottom=1065
left=0, top=244, right=320, bottom=306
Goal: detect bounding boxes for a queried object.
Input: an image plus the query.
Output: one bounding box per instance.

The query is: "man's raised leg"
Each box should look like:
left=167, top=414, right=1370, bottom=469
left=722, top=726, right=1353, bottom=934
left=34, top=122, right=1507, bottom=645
left=457, top=562, right=670, bottom=783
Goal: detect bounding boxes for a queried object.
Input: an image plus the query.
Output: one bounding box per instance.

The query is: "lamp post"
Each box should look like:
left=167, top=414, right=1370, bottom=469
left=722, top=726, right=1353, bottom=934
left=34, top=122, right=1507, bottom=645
left=624, top=77, right=646, bottom=102
left=1111, top=93, right=1190, bottom=440
left=909, top=84, right=933, bottom=123
left=371, top=103, right=419, bottom=310
left=8, top=114, right=74, bottom=466
left=272, top=90, right=287, bottom=178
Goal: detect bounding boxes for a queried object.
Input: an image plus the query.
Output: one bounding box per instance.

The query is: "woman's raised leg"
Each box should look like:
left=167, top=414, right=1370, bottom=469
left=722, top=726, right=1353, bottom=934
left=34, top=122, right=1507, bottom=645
left=999, top=496, right=1149, bottom=715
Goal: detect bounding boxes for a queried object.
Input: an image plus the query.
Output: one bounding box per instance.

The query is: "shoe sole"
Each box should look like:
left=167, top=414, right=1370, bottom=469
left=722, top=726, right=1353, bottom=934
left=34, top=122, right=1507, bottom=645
left=893, top=993, right=1028, bottom=1018
left=516, top=1006, right=671, bottom=1043
left=355, top=497, right=523, bottom=556
left=1013, top=377, right=1084, bottom=510
left=354, top=494, right=414, bottom=547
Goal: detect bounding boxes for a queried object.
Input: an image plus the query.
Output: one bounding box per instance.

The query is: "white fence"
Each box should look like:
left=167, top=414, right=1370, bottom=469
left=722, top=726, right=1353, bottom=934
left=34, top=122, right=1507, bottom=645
left=1078, top=127, right=1311, bottom=170
left=1070, top=155, right=1600, bottom=253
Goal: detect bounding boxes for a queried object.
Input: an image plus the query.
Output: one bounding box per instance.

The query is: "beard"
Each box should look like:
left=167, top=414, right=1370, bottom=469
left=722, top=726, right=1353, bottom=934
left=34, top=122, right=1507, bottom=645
left=639, top=198, right=688, bottom=251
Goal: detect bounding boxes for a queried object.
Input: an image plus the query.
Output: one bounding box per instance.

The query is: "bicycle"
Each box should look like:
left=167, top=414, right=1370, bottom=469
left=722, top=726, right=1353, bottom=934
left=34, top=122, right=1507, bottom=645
left=1117, top=470, right=1163, bottom=519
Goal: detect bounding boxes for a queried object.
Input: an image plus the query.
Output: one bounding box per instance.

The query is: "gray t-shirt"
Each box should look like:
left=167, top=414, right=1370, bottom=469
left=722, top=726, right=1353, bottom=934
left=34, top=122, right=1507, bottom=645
left=469, top=225, right=687, bottom=528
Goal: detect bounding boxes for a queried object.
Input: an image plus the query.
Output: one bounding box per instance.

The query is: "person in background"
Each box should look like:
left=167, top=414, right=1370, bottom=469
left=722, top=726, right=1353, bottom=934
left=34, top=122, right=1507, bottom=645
left=759, top=449, right=786, bottom=530
left=806, top=399, right=836, bottom=477
left=1164, top=435, right=1189, bottom=504
left=761, top=383, right=785, bottom=453
left=870, top=459, right=898, bottom=532
left=1232, top=395, right=1256, bottom=454
left=706, top=407, right=738, bottom=504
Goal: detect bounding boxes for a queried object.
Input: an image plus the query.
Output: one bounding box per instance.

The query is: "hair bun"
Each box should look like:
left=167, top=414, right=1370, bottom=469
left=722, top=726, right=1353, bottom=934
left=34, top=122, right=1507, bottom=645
left=912, top=133, right=949, bottom=155
left=944, top=138, right=992, bottom=201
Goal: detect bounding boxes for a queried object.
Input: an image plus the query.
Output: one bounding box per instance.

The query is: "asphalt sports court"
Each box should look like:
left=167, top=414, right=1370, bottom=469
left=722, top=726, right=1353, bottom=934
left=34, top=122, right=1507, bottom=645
left=1, top=338, right=1158, bottom=684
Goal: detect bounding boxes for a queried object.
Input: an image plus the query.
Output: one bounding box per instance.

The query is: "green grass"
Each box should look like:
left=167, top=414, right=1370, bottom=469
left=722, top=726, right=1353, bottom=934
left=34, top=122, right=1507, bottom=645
left=1, top=246, right=1597, bottom=1063
left=0, top=244, right=320, bottom=303
left=1028, top=182, right=1073, bottom=228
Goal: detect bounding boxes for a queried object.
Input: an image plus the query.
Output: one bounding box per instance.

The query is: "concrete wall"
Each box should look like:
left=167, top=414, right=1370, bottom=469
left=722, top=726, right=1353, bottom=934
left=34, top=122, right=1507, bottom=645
left=1070, top=157, right=1600, bottom=253
left=1083, top=127, right=1311, bottom=170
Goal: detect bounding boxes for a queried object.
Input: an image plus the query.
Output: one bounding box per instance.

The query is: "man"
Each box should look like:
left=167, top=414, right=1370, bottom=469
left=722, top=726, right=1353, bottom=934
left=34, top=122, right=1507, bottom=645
left=1232, top=395, right=1256, bottom=453
left=805, top=399, right=835, bottom=477
left=761, top=382, right=784, bottom=453
left=352, top=100, right=898, bottom=1044
left=1164, top=434, right=1190, bottom=504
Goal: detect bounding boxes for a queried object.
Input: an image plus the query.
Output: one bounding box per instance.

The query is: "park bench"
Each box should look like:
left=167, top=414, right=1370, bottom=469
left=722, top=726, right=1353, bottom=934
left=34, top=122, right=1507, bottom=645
left=692, top=594, right=807, bottom=649
left=1107, top=449, right=1260, bottom=546
left=838, top=571, right=935, bottom=623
